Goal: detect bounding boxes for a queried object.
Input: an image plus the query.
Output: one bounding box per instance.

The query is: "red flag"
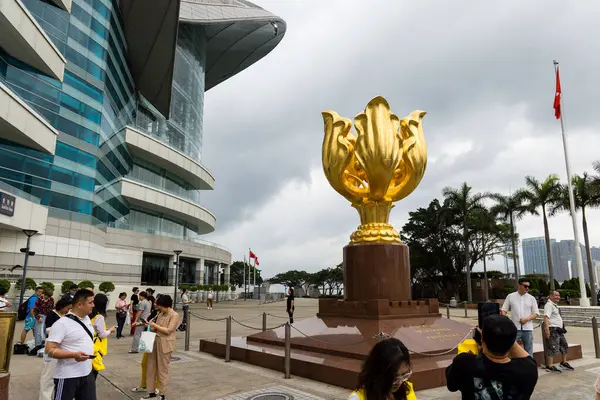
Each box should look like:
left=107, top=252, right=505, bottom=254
left=255, top=257, right=260, bottom=266
left=554, top=67, right=562, bottom=119
left=249, top=250, right=256, bottom=259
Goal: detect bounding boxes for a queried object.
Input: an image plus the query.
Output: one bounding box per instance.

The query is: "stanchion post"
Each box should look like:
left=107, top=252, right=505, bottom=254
left=464, top=301, right=468, bottom=318
left=225, top=316, right=232, bottom=362
left=592, top=316, right=600, bottom=359
left=541, top=320, right=550, bottom=367
left=262, top=312, right=267, bottom=332
left=446, top=304, right=450, bottom=319
left=184, top=307, right=190, bottom=351
left=284, top=322, right=291, bottom=379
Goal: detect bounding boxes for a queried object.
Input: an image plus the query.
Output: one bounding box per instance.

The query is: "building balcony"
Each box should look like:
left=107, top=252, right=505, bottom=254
left=0, top=0, right=66, bottom=81
left=123, top=126, right=214, bottom=190
left=49, top=0, right=71, bottom=12
left=0, top=80, right=58, bottom=154
left=118, top=178, right=216, bottom=235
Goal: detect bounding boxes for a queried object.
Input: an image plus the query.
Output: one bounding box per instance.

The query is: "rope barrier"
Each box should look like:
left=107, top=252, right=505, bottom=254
left=407, top=328, right=476, bottom=357
left=98, top=373, right=135, bottom=400
left=289, top=324, right=373, bottom=346
left=189, top=311, right=228, bottom=322
left=231, top=317, right=286, bottom=331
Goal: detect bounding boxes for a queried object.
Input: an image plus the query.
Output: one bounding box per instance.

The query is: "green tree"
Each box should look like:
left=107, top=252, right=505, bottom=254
left=312, top=269, right=331, bottom=295
left=522, top=175, right=562, bottom=291
left=490, top=191, right=528, bottom=281
left=469, top=207, right=512, bottom=300
left=39, top=282, right=55, bottom=294
left=228, top=261, right=262, bottom=288
left=442, top=183, right=487, bottom=302
left=61, top=280, right=75, bottom=295
left=78, top=280, right=94, bottom=290
left=0, top=280, right=10, bottom=291
left=99, top=282, right=115, bottom=293
left=268, top=270, right=306, bottom=289
left=15, top=277, right=36, bottom=291
left=403, top=199, right=468, bottom=298
left=554, top=173, right=600, bottom=305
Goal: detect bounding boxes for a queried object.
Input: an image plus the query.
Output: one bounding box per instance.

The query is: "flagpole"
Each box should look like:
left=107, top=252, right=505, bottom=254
left=243, top=255, right=247, bottom=301
left=554, top=60, right=589, bottom=307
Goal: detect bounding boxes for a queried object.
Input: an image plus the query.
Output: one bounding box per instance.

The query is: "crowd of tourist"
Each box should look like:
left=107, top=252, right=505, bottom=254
left=6, top=285, right=180, bottom=400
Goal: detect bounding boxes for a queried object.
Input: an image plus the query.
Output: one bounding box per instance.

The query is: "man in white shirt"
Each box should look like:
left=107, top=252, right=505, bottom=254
left=501, top=278, right=538, bottom=357
left=45, top=289, right=96, bottom=400
left=543, top=290, right=574, bottom=373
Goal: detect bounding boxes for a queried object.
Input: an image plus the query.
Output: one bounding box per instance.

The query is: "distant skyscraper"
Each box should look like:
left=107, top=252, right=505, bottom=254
left=522, top=237, right=555, bottom=276
left=522, top=237, right=593, bottom=283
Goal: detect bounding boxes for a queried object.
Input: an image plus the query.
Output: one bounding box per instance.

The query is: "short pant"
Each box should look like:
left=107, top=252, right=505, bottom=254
left=548, top=327, right=568, bottom=357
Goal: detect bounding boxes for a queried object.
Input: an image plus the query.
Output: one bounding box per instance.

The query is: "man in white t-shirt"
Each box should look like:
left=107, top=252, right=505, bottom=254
left=45, top=289, right=96, bottom=400
left=501, top=278, right=538, bottom=357
left=544, top=290, right=574, bottom=373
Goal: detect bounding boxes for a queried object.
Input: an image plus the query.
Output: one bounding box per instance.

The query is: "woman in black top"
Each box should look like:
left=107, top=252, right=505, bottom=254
left=286, top=288, right=295, bottom=324
left=130, top=287, right=139, bottom=335
left=45, top=298, right=72, bottom=332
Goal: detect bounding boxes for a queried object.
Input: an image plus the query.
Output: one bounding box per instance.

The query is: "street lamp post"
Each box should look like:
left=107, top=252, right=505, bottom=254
left=173, top=250, right=182, bottom=310
left=18, top=229, right=38, bottom=306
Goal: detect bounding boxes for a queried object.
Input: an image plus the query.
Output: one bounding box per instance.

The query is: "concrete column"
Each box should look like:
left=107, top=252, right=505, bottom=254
left=196, top=258, right=205, bottom=285
left=223, top=263, right=231, bottom=286
left=213, top=264, right=219, bottom=285
left=168, top=255, right=175, bottom=286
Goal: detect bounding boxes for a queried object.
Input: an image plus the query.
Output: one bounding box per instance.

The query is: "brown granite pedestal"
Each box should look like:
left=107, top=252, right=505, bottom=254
left=0, top=373, right=9, bottom=400
left=200, top=243, right=582, bottom=390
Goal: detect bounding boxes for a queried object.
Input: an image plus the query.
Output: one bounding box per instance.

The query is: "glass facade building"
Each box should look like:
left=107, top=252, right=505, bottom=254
left=0, top=0, right=285, bottom=289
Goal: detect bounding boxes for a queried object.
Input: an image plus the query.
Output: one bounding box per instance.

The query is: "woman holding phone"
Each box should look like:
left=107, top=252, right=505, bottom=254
left=139, top=295, right=179, bottom=400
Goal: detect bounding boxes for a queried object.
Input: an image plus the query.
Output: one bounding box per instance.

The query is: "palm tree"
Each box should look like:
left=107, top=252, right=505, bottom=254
left=470, top=208, right=502, bottom=300
left=442, top=182, right=486, bottom=302
left=490, top=191, right=528, bottom=281
left=522, top=175, right=562, bottom=291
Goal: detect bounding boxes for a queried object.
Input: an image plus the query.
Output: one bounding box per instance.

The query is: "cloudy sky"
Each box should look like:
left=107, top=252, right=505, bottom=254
left=201, top=0, right=600, bottom=279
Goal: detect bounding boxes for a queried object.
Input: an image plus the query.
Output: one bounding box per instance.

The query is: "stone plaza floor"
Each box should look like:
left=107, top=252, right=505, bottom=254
left=7, top=298, right=600, bottom=399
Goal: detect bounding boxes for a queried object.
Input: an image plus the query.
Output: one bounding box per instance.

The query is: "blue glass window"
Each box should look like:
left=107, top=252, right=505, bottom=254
left=56, top=142, right=96, bottom=168
left=64, top=72, right=103, bottom=103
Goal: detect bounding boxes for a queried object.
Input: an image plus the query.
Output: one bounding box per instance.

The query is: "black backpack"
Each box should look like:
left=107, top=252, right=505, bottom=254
left=17, top=296, right=32, bottom=321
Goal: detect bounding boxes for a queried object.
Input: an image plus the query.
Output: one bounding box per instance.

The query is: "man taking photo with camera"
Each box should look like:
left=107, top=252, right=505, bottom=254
left=446, top=314, right=538, bottom=399
left=544, top=290, right=574, bottom=373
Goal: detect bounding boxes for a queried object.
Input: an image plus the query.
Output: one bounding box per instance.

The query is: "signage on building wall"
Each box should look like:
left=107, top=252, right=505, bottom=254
left=0, top=192, right=15, bottom=217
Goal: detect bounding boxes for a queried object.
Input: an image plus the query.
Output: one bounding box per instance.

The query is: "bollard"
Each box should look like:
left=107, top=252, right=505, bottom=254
left=284, top=323, right=291, bottom=379
left=593, top=317, right=600, bottom=359
left=262, top=312, right=267, bottom=332
left=541, top=320, right=550, bottom=367
left=446, top=304, right=450, bottom=319
left=464, top=301, right=468, bottom=318
left=184, top=307, right=190, bottom=351
left=225, top=316, right=232, bottom=362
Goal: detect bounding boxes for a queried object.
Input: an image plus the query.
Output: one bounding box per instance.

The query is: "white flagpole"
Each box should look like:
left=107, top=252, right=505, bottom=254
left=554, top=60, right=589, bottom=307
left=243, top=255, right=247, bottom=300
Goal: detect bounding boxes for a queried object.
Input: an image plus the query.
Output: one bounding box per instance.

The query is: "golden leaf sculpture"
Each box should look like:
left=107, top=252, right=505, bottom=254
left=322, top=96, right=427, bottom=243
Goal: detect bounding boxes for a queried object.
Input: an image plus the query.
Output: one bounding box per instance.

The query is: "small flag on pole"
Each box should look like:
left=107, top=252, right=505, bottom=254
left=255, top=257, right=260, bottom=266
left=554, top=66, right=562, bottom=119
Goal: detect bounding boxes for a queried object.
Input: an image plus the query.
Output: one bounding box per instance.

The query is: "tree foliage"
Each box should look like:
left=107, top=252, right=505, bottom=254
left=229, top=261, right=263, bottom=288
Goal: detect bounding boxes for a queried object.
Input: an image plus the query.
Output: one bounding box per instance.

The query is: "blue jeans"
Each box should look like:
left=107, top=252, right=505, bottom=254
left=34, top=314, right=46, bottom=346
left=516, top=330, right=534, bottom=357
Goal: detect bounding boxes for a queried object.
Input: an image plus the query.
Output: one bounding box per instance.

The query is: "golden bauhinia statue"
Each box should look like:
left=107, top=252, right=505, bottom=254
left=322, top=96, right=427, bottom=244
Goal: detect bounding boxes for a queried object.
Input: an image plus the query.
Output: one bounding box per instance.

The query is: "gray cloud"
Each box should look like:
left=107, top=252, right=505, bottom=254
left=198, top=0, right=600, bottom=274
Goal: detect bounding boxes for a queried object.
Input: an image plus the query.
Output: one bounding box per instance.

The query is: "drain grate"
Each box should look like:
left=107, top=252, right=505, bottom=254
left=246, top=394, right=293, bottom=400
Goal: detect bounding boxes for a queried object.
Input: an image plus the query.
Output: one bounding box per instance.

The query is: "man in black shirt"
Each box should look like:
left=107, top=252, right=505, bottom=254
left=129, top=287, right=139, bottom=336
left=286, top=288, right=295, bottom=324
left=446, top=314, right=538, bottom=399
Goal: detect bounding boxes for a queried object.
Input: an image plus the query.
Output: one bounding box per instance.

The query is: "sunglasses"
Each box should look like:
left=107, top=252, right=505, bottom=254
left=522, top=285, right=530, bottom=289
left=394, top=368, right=413, bottom=385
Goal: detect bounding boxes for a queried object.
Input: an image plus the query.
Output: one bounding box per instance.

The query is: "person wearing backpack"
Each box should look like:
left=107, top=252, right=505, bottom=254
left=446, top=314, right=538, bottom=399
left=18, top=286, right=43, bottom=345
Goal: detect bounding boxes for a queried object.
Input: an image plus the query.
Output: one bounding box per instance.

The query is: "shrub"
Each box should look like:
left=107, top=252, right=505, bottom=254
left=557, top=289, right=580, bottom=299
left=15, top=277, right=36, bottom=291
left=178, top=284, right=190, bottom=291
left=78, top=280, right=94, bottom=290
left=40, top=281, right=55, bottom=294
left=61, top=280, right=75, bottom=295
left=99, top=282, right=115, bottom=293
left=230, top=285, right=236, bottom=292
left=0, top=280, right=10, bottom=292
left=189, top=285, right=198, bottom=292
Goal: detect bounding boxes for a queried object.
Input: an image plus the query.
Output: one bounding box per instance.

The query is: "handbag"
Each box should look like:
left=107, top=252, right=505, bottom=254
left=139, top=325, right=156, bottom=353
